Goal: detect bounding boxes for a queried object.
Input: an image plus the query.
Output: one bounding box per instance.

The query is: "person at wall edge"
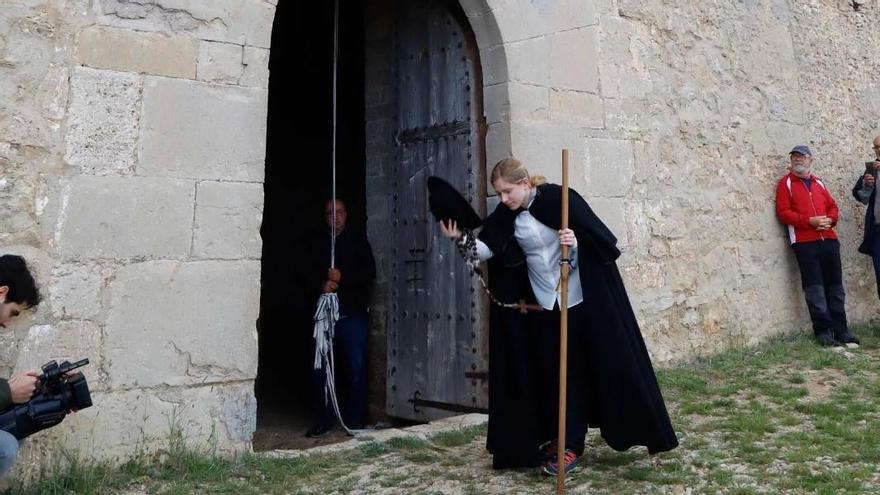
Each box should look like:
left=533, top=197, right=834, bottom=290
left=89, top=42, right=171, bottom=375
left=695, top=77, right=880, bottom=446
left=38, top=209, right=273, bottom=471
left=0, top=255, right=42, bottom=478
left=852, top=135, right=880, bottom=301
left=774, top=145, right=859, bottom=347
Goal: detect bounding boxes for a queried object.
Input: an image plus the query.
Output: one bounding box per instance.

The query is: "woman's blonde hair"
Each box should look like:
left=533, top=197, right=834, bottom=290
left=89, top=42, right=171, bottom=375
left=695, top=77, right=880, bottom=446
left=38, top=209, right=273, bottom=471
left=490, top=158, right=546, bottom=188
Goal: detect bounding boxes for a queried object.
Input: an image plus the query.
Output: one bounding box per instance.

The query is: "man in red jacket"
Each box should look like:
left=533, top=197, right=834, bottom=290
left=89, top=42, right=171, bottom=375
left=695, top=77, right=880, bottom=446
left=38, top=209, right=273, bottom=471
left=775, top=145, right=860, bottom=347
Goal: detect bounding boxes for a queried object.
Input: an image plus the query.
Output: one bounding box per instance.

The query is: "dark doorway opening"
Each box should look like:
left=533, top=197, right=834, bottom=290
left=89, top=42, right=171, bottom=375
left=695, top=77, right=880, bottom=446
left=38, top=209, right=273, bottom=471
left=255, top=0, right=366, bottom=451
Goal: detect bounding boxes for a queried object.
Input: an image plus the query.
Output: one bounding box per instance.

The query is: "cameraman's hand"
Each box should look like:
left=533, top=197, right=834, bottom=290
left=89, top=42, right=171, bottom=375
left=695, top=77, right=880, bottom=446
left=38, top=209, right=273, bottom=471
left=322, top=280, right=339, bottom=293
left=865, top=173, right=875, bottom=188
left=9, top=371, right=39, bottom=404
left=327, top=268, right=341, bottom=283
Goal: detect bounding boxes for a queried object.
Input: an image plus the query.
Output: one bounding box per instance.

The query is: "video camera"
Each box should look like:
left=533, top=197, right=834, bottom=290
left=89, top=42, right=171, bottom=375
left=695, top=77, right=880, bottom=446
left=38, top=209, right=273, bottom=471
left=0, top=358, right=93, bottom=440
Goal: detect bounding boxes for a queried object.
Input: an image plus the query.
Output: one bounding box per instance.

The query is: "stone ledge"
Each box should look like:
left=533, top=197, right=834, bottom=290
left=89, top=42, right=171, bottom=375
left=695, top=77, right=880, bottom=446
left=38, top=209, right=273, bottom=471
left=263, top=413, right=488, bottom=458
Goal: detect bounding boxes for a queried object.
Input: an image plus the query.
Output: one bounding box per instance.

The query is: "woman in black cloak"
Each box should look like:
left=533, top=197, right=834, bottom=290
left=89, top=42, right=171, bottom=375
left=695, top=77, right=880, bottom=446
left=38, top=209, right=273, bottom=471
left=437, top=158, right=678, bottom=475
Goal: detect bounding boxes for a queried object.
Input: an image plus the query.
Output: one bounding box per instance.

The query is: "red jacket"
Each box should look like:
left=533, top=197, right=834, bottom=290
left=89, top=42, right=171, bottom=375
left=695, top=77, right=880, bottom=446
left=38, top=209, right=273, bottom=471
left=775, top=172, right=839, bottom=244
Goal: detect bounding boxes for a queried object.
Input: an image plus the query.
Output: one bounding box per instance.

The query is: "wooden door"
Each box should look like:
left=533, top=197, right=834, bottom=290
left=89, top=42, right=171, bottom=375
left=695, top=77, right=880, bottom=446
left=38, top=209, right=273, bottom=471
left=386, top=0, right=488, bottom=421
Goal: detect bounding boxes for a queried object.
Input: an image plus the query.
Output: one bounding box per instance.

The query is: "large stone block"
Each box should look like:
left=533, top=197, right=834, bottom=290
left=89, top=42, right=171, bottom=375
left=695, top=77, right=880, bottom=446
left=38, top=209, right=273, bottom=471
left=35, top=64, right=69, bottom=122
left=241, top=46, right=270, bottom=88
left=139, top=77, right=267, bottom=181
left=218, top=0, right=275, bottom=48
left=549, top=89, right=604, bottom=128
left=598, top=16, right=653, bottom=99
left=64, top=67, right=141, bottom=175
left=459, top=0, right=491, bottom=18
left=549, top=27, right=599, bottom=93
left=104, top=260, right=259, bottom=389
left=583, top=138, right=635, bottom=197
left=97, top=0, right=275, bottom=48
left=482, top=84, right=508, bottom=125
left=486, top=83, right=550, bottom=124
left=54, top=176, right=194, bottom=259
left=0, top=158, right=39, bottom=246
left=467, top=10, right=504, bottom=50
left=509, top=122, right=584, bottom=182
left=193, top=181, right=263, bottom=259
left=197, top=41, right=243, bottom=84
left=489, top=0, right=598, bottom=43
left=48, top=263, right=108, bottom=320
left=585, top=197, right=627, bottom=246
left=506, top=37, right=550, bottom=86
left=604, top=97, right=673, bottom=136
left=485, top=121, right=512, bottom=185
left=15, top=320, right=107, bottom=391
left=508, top=83, right=549, bottom=121
left=76, top=25, right=198, bottom=78
left=21, top=382, right=256, bottom=465
left=479, top=44, right=509, bottom=86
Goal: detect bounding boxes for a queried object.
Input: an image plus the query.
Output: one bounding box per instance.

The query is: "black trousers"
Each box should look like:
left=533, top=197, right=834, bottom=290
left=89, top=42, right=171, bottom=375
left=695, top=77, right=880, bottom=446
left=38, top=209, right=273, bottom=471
left=534, top=302, right=588, bottom=456
left=791, top=239, right=848, bottom=336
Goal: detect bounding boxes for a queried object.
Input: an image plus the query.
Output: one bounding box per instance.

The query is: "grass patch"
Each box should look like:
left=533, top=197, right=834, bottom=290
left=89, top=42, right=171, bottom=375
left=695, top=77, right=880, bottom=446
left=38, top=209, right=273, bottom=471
left=431, top=425, right=483, bottom=448
left=8, top=328, right=880, bottom=494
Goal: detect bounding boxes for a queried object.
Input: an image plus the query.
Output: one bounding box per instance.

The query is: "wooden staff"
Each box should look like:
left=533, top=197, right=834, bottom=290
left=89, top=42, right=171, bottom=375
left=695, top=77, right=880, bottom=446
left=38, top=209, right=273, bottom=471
left=556, top=149, right=570, bottom=494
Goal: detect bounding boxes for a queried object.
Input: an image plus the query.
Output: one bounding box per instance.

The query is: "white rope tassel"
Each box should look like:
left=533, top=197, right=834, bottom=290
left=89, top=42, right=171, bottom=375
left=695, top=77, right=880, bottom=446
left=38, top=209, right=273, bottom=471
left=312, top=293, right=364, bottom=436
left=312, top=292, right=339, bottom=370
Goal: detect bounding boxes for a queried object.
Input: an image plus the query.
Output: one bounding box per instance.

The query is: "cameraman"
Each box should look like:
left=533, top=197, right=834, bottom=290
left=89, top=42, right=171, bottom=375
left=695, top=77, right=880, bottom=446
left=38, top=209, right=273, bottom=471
left=853, top=135, right=880, bottom=301
left=0, top=255, right=41, bottom=477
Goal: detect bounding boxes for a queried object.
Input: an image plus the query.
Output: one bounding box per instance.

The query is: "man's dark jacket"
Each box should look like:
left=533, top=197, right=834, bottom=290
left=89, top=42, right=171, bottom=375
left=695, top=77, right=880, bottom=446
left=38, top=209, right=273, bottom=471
left=853, top=176, right=876, bottom=255
left=0, top=380, right=10, bottom=410
left=308, top=228, right=376, bottom=316
left=477, top=183, right=679, bottom=469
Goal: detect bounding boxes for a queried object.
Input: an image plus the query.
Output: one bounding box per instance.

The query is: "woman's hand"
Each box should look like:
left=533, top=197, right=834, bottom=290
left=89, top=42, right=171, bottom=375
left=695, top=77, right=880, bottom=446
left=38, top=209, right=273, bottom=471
left=558, top=228, right=577, bottom=248
left=439, top=219, right=462, bottom=240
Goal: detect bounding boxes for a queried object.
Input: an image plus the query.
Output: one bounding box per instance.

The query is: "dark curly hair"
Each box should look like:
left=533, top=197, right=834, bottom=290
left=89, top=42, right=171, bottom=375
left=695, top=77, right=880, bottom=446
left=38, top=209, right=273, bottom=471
left=0, top=255, right=41, bottom=308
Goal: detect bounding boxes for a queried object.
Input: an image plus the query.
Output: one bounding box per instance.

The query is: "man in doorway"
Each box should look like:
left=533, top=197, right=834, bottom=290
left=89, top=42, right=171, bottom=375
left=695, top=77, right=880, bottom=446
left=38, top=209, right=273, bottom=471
left=775, top=145, right=859, bottom=347
left=306, top=198, right=376, bottom=437
left=0, top=254, right=42, bottom=477
left=852, top=135, right=880, bottom=301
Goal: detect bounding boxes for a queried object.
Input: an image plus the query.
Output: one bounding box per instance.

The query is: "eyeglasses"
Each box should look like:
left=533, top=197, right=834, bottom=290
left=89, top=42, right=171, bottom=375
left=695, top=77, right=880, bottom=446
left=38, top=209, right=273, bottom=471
left=873, top=145, right=880, bottom=150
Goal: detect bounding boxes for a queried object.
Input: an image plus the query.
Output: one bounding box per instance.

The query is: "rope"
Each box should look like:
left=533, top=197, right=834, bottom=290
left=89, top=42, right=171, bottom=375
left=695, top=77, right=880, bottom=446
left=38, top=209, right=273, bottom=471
left=310, top=0, right=365, bottom=437
left=330, top=0, right=338, bottom=267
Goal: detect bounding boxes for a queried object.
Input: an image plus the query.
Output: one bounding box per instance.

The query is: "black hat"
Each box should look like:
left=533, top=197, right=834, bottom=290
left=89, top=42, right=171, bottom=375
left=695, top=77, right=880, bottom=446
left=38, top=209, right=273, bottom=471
left=427, top=176, right=482, bottom=230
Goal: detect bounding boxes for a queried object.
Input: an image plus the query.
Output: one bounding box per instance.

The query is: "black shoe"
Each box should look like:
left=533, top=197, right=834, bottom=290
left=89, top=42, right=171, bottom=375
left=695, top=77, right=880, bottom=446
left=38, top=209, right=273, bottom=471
left=835, top=330, right=860, bottom=346
left=305, top=424, right=331, bottom=438
left=539, top=440, right=558, bottom=462
left=816, top=332, right=837, bottom=347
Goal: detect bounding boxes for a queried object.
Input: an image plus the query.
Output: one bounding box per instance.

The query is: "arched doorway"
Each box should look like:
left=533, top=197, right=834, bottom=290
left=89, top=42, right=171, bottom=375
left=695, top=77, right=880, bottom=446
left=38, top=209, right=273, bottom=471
left=255, top=0, right=367, bottom=450
left=255, top=0, right=487, bottom=449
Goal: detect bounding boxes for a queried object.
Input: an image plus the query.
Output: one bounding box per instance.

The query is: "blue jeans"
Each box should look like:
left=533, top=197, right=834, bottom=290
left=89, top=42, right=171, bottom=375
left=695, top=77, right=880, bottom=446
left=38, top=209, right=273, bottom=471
left=0, top=430, right=19, bottom=478
left=311, top=315, right=368, bottom=429
left=871, top=225, right=880, bottom=300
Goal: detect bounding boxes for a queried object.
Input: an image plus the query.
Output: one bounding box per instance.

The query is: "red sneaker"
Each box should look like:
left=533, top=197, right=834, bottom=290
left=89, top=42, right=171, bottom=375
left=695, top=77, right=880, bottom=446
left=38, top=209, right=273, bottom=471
left=541, top=448, right=579, bottom=476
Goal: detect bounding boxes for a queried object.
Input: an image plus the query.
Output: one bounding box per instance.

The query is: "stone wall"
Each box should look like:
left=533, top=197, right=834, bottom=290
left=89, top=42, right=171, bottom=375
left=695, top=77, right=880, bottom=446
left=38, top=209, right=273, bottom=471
left=462, top=0, right=880, bottom=363
left=0, top=0, right=274, bottom=471
left=4, top=0, right=880, bottom=472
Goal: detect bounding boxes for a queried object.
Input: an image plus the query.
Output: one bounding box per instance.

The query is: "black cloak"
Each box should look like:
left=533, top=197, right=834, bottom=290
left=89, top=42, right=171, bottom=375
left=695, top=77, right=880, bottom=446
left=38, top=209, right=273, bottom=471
left=477, top=183, right=678, bottom=469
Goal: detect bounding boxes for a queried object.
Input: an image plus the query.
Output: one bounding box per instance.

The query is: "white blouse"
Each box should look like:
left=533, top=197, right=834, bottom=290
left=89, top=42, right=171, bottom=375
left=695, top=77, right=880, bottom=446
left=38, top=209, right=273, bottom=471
left=474, top=196, right=583, bottom=310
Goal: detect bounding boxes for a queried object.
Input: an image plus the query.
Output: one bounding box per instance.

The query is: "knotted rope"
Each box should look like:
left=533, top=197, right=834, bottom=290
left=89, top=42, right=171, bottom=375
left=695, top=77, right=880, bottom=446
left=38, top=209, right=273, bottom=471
left=311, top=0, right=363, bottom=437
